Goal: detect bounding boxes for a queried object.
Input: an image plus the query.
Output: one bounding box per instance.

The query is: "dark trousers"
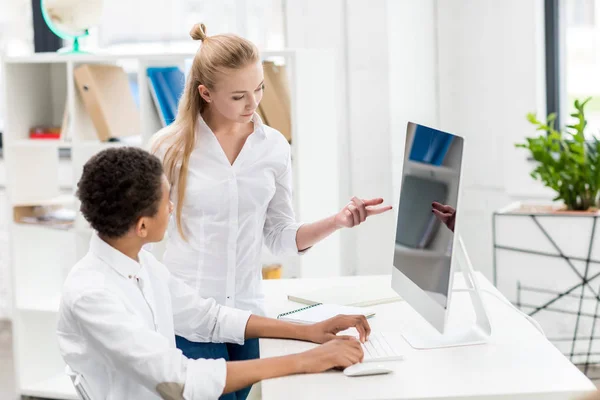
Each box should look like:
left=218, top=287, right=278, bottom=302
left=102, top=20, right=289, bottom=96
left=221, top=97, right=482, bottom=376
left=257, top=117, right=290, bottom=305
left=176, top=335, right=260, bottom=400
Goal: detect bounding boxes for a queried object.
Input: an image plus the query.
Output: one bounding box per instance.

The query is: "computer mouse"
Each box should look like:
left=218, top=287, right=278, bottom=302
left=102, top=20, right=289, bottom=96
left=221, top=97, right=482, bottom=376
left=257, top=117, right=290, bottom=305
left=343, top=363, right=393, bottom=377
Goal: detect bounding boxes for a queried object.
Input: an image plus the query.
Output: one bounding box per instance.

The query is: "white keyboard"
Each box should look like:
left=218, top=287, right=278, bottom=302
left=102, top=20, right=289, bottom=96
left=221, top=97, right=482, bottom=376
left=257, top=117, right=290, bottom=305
left=362, top=332, right=405, bottom=362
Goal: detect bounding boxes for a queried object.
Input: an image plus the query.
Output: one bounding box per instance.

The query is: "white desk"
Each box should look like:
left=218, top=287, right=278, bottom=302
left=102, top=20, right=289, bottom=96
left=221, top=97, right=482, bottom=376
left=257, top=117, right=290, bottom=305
left=259, top=273, right=596, bottom=400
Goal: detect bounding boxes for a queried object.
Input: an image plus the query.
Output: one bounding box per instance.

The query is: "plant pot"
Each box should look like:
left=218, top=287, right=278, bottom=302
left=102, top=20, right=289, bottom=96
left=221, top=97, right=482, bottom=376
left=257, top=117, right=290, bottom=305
left=493, top=201, right=600, bottom=366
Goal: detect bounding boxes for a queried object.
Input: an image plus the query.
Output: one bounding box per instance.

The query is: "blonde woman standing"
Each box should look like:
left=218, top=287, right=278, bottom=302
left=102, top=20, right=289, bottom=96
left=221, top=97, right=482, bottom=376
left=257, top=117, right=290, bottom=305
left=152, top=23, right=391, bottom=400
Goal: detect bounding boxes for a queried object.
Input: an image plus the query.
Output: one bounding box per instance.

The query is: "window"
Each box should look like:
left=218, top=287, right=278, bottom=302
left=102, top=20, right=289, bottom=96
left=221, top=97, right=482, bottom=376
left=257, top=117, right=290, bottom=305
left=566, top=0, right=595, bottom=26
left=560, top=0, right=600, bottom=137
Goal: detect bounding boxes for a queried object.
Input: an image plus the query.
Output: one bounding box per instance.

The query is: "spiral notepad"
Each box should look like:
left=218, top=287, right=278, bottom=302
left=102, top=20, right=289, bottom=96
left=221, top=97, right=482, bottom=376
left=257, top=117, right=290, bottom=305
left=277, top=303, right=375, bottom=324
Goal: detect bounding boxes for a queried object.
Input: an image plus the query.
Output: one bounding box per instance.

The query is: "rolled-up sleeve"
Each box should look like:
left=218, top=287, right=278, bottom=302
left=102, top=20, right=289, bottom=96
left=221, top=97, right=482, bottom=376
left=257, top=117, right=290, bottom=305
left=263, top=148, right=309, bottom=256
left=184, top=358, right=227, bottom=400
left=169, top=274, right=251, bottom=344
left=69, top=290, right=228, bottom=400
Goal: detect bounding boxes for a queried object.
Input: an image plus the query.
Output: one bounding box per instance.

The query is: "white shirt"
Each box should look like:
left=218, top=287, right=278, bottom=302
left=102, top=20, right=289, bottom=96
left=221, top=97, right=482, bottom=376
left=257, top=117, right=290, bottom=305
left=157, top=114, right=303, bottom=316
left=57, top=234, right=251, bottom=400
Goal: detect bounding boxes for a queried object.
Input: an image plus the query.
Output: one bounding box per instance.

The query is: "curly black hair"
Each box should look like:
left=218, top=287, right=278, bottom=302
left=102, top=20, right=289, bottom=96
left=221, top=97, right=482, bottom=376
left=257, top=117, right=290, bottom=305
left=77, top=147, right=164, bottom=238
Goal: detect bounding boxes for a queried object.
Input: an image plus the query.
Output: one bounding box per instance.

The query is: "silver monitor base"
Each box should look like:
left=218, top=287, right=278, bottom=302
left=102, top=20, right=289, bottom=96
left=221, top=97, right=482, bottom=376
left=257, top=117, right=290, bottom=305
left=402, top=235, right=492, bottom=350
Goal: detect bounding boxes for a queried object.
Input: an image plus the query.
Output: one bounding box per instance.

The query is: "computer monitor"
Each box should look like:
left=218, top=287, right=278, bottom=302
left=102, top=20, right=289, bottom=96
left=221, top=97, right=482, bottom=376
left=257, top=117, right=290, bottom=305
left=391, top=122, right=491, bottom=349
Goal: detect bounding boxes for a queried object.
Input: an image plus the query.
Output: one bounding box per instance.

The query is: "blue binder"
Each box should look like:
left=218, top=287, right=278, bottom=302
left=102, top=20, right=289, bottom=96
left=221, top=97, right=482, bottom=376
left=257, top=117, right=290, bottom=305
left=147, top=67, right=185, bottom=126
left=409, top=125, right=454, bottom=166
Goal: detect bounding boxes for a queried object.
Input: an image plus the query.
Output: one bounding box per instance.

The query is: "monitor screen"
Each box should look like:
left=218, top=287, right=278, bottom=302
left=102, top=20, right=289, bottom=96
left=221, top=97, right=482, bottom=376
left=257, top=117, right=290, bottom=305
left=393, top=122, right=464, bottom=309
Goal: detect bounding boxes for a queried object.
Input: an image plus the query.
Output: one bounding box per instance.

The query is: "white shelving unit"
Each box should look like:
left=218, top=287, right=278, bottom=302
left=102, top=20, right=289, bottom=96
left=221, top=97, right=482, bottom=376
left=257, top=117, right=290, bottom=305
left=2, top=49, right=339, bottom=399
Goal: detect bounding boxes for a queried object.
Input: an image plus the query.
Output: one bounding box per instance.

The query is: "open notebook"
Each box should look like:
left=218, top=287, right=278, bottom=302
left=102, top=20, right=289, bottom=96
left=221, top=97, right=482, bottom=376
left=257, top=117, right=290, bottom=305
left=277, top=303, right=375, bottom=324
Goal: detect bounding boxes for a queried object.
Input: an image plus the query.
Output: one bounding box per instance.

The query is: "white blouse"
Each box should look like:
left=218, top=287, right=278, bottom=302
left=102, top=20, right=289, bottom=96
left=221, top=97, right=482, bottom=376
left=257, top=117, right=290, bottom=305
left=157, top=114, right=303, bottom=315
left=57, top=234, right=251, bottom=399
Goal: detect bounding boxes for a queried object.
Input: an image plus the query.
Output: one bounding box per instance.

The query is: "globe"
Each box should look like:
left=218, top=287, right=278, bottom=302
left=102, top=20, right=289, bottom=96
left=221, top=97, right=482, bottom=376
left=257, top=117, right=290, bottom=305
left=41, top=0, right=104, bottom=53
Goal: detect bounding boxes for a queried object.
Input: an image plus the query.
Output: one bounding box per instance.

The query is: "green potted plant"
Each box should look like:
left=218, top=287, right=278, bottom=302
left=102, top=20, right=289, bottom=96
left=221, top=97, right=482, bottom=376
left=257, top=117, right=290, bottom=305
left=514, top=97, right=600, bottom=212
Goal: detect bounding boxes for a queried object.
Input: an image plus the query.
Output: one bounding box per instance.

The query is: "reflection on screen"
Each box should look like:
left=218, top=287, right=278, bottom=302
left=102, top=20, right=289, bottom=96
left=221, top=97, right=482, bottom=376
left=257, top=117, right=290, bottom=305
left=393, top=123, right=463, bottom=309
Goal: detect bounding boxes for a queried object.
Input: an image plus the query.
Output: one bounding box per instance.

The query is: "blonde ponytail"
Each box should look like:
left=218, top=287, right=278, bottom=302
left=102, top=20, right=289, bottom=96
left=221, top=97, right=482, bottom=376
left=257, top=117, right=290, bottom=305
left=151, top=23, right=260, bottom=240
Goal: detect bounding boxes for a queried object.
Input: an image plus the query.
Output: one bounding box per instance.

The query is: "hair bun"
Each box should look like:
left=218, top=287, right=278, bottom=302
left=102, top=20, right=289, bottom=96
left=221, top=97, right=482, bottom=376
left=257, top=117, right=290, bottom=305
left=190, top=23, right=207, bottom=41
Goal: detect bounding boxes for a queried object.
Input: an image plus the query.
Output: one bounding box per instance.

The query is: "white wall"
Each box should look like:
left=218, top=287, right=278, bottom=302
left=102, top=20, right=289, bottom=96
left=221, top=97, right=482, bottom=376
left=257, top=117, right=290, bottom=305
left=345, top=0, right=395, bottom=275
left=434, top=0, right=549, bottom=280
left=387, top=0, right=439, bottom=203
left=96, top=0, right=285, bottom=50
left=389, top=0, right=552, bottom=281
left=285, top=0, right=395, bottom=276
left=287, top=0, right=553, bottom=282
left=284, top=0, right=355, bottom=275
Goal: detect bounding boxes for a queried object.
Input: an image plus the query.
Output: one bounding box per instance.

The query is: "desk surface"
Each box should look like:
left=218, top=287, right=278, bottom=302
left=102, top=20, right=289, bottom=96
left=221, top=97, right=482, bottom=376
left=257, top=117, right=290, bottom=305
left=259, top=273, right=596, bottom=400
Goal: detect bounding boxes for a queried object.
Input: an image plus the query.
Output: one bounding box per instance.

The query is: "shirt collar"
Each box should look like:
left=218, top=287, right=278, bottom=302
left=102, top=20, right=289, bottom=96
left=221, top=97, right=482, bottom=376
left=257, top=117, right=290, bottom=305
left=89, top=233, right=142, bottom=279
left=196, top=112, right=266, bottom=139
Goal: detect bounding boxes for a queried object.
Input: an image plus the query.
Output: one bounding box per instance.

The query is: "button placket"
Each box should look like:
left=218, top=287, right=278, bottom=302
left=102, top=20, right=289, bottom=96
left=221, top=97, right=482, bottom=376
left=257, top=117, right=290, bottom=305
left=226, top=170, right=239, bottom=307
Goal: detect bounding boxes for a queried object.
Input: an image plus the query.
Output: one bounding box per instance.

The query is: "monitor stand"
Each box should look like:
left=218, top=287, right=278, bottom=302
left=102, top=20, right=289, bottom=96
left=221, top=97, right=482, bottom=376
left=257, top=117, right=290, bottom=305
left=400, top=235, right=492, bottom=349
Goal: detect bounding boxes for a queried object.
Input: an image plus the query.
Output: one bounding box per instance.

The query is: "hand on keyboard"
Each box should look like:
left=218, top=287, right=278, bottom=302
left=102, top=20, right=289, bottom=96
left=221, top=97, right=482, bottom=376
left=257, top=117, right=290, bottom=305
left=309, top=314, right=371, bottom=344
left=361, top=332, right=405, bottom=362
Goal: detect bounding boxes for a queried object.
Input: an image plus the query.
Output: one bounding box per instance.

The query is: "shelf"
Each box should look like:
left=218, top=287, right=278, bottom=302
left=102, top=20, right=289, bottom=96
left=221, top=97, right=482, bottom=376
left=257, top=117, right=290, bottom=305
left=21, top=373, right=78, bottom=400
left=405, top=160, right=458, bottom=180
left=16, top=295, right=61, bottom=313
left=12, top=221, right=74, bottom=231
left=12, top=194, right=75, bottom=208
left=12, top=196, right=76, bottom=231
left=3, top=49, right=298, bottom=65
left=75, top=137, right=143, bottom=148
left=7, top=139, right=141, bottom=150
left=8, top=139, right=72, bottom=149
left=4, top=51, right=192, bottom=64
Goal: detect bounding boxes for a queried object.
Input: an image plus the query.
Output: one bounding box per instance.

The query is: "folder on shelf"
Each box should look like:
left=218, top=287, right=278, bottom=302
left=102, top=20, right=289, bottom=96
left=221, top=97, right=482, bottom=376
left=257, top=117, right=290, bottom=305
left=128, top=74, right=140, bottom=108
left=430, top=134, right=454, bottom=166
left=409, top=125, right=454, bottom=165
left=73, top=64, right=141, bottom=142
left=260, top=61, right=291, bottom=142
left=147, top=67, right=185, bottom=127
left=60, top=99, right=71, bottom=141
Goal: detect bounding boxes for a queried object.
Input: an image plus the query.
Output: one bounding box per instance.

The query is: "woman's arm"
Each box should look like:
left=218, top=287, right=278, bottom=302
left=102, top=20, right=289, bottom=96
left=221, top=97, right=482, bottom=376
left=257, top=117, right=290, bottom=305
left=295, top=197, right=392, bottom=251
left=264, top=145, right=391, bottom=254
left=170, top=268, right=371, bottom=344
left=66, top=288, right=363, bottom=399
left=244, top=314, right=371, bottom=343
left=223, top=338, right=363, bottom=394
